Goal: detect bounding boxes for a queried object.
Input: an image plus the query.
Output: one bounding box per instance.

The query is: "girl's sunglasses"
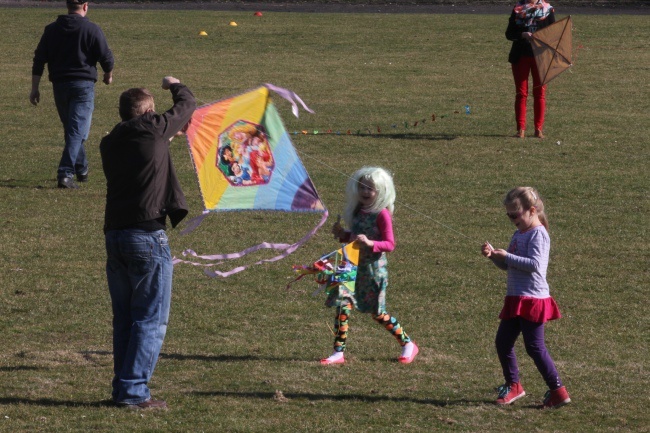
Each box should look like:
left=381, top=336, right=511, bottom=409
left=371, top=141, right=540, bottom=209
left=506, top=211, right=524, bottom=220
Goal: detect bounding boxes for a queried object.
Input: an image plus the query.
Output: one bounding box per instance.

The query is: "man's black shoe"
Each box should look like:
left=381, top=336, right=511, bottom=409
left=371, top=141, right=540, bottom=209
left=76, top=172, right=89, bottom=182
left=57, top=177, right=79, bottom=189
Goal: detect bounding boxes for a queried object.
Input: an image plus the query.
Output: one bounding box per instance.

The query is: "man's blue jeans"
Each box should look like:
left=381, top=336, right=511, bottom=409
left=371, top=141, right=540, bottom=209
left=105, top=229, right=173, bottom=405
left=52, top=80, right=94, bottom=180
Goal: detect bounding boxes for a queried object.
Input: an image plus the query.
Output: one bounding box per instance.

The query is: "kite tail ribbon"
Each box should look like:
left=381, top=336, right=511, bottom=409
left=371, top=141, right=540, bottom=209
left=179, top=211, right=210, bottom=235
left=173, top=210, right=328, bottom=277
left=264, top=83, right=315, bottom=118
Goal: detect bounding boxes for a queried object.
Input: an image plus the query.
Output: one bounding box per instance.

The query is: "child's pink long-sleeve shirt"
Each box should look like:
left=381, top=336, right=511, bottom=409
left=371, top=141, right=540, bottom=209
left=339, top=208, right=395, bottom=253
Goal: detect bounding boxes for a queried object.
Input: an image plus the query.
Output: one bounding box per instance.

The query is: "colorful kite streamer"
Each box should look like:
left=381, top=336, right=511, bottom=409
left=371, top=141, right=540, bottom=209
left=288, top=241, right=361, bottom=295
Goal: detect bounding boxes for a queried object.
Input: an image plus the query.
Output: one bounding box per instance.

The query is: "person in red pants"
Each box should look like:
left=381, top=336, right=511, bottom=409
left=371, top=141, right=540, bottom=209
left=506, top=0, right=556, bottom=139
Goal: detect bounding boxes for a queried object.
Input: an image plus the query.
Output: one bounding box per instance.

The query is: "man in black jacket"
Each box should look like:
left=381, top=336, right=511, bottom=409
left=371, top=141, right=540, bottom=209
left=30, top=0, right=114, bottom=188
left=100, top=76, right=196, bottom=410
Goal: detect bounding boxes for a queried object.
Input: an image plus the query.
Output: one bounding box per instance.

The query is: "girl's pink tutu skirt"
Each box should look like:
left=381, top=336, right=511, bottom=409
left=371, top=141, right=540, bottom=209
left=499, top=296, right=561, bottom=323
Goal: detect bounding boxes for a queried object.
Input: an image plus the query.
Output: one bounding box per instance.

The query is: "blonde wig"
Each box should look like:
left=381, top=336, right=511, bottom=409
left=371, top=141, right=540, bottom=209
left=343, top=166, right=395, bottom=227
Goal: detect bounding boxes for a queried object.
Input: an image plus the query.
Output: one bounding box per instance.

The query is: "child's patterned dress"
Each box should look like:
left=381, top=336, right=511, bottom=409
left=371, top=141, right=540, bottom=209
left=325, top=210, right=387, bottom=314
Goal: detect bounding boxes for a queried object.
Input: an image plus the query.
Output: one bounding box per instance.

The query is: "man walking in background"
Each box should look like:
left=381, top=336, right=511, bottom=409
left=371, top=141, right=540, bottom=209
left=30, top=0, right=114, bottom=189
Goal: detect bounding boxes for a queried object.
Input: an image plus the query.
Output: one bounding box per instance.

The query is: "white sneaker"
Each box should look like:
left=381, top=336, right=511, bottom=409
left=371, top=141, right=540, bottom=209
left=398, top=342, right=419, bottom=364
left=320, top=352, right=345, bottom=365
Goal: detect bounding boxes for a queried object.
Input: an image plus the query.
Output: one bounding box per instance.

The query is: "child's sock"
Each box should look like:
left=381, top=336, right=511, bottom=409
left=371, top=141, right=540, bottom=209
left=401, top=341, right=415, bottom=358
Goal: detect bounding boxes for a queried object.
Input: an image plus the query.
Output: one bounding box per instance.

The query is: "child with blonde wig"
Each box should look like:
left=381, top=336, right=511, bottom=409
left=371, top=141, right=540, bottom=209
left=322, top=166, right=418, bottom=365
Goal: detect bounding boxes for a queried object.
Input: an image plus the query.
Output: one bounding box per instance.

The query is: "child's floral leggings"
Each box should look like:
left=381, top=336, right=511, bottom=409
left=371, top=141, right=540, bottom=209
left=332, top=304, right=411, bottom=352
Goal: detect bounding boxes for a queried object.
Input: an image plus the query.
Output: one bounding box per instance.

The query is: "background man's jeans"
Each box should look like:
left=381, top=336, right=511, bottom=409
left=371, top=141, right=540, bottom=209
left=52, top=80, right=94, bottom=180
left=105, top=229, right=172, bottom=405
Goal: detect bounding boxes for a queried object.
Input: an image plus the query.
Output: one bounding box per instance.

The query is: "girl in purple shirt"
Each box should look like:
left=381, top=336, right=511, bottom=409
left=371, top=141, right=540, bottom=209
left=321, top=167, right=418, bottom=365
left=482, top=187, right=571, bottom=409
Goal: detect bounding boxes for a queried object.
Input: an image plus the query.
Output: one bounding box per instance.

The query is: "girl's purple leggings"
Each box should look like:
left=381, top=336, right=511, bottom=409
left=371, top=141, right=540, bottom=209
left=496, top=317, right=563, bottom=390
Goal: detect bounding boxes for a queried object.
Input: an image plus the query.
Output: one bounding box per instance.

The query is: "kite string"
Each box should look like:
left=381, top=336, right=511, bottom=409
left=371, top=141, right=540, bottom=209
left=194, top=97, right=209, bottom=106
left=294, top=148, right=476, bottom=243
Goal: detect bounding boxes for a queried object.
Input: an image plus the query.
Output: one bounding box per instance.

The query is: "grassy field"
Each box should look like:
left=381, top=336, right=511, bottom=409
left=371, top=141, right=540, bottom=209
left=0, top=5, right=648, bottom=432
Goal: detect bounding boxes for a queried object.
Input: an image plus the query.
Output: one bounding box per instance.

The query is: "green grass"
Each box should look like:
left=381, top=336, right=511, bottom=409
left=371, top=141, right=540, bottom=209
left=1, top=6, right=648, bottom=432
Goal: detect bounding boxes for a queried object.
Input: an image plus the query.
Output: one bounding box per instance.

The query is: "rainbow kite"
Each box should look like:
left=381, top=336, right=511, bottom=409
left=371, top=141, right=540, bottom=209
left=176, top=84, right=328, bottom=277
left=288, top=241, right=361, bottom=295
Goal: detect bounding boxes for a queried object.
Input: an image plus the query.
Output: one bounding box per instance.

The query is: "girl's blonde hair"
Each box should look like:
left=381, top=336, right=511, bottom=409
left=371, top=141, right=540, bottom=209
left=503, top=186, right=549, bottom=230
left=343, top=166, right=395, bottom=227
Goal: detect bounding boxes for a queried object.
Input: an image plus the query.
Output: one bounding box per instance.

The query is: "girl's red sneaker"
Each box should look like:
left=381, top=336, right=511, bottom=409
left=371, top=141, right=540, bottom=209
left=543, top=386, right=571, bottom=409
left=496, top=382, right=526, bottom=405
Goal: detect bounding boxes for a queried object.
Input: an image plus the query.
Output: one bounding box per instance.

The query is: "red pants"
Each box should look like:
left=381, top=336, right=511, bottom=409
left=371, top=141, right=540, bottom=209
left=512, top=56, right=547, bottom=132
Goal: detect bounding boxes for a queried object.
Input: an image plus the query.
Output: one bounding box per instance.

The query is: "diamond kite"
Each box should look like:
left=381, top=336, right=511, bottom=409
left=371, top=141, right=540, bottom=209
left=177, top=85, right=328, bottom=277
left=530, top=16, right=573, bottom=86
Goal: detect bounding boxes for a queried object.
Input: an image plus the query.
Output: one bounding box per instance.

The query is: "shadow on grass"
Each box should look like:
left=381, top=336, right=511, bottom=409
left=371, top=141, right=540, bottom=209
left=0, top=178, right=53, bottom=189
left=85, top=350, right=458, bottom=364
left=81, top=350, right=289, bottom=363
left=193, top=390, right=489, bottom=407
left=0, top=394, right=543, bottom=410
left=159, top=353, right=422, bottom=363
left=343, top=132, right=459, bottom=141
left=0, top=397, right=115, bottom=408
left=0, top=366, right=39, bottom=372
left=40, top=350, right=464, bottom=365
left=303, top=132, right=523, bottom=140
left=160, top=353, right=289, bottom=362
left=373, top=132, right=520, bottom=140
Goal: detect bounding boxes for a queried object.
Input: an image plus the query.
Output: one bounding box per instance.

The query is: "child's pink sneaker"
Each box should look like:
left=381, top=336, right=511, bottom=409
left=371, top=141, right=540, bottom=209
left=496, top=382, right=526, bottom=405
left=320, top=352, right=345, bottom=365
left=543, top=386, right=571, bottom=409
left=398, top=342, right=419, bottom=364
